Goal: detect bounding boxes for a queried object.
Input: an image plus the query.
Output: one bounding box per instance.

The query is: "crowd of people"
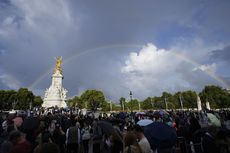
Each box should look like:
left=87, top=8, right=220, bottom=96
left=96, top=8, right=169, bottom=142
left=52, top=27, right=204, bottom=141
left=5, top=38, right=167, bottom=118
left=0, top=108, right=229, bottom=153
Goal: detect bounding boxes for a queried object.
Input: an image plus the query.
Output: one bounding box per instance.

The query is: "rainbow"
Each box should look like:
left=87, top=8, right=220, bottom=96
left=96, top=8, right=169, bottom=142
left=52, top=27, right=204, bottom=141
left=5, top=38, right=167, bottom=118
left=28, top=44, right=230, bottom=90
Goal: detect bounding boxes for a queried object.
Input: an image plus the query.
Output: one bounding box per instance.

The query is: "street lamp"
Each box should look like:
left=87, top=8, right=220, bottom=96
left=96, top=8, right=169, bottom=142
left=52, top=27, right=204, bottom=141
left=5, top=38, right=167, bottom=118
left=164, top=96, right=168, bottom=110
left=179, top=94, right=184, bottom=110
left=151, top=98, right=154, bottom=109
left=122, top=99, right=124, bottom=111
left=138, top=100, right=141, bottom=112
left=30, top=99, right=32, bottom=110
left=110, top=101, right=112, bottom=112
left=129, top=91, right=133, bottom=101
left=12, top=99, right=18, bottom=110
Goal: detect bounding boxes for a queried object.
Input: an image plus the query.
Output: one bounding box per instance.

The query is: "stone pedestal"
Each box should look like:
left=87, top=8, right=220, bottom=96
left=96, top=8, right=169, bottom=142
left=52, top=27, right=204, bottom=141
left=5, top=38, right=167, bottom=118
left=197, top=95, right=202, bottom=111
left=42, top=65, right=67, bottom=108
left=206, top=101, right=211, bottom=110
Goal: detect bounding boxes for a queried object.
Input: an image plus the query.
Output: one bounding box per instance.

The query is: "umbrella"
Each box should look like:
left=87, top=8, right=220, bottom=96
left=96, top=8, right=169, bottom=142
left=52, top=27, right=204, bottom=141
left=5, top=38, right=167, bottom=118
left=13, top=117, right=23, bottom=128
left=207, top=113, right=221, bottom=127
left=20, top=117, right=40, bottom=132
left=144, top=122, right=177, bottom=149
left=136, top=112, right=145, bottom=116
left=137, top=119, right=153, bottom=126
left=159, top=110, right=168, bottom=116
left=107, top=118, right=126, bottom=125
left=97, top=121, right=114, bottom=135
left=118, top=112, right=126, bottom=119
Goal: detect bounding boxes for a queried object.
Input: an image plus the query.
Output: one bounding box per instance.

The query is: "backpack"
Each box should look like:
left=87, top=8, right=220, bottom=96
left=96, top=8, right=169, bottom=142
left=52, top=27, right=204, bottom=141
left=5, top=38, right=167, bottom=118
left=82, top=128, right=90, bottom=140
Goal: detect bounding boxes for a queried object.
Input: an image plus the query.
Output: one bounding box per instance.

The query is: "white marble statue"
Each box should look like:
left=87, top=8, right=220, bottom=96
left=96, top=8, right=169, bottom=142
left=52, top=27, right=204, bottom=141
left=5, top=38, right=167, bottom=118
left=42, top=57, right=68, bottom=108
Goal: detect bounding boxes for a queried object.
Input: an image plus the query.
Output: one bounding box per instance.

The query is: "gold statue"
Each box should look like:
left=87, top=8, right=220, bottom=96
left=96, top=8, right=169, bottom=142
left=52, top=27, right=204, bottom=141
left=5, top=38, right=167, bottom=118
left=54, top=57, right=62, bottom=74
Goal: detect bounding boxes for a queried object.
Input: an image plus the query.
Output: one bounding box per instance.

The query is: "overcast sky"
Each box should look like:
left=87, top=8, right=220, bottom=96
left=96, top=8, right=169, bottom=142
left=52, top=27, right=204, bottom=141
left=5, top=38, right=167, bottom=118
left=0, top=0, right=230, bottom=102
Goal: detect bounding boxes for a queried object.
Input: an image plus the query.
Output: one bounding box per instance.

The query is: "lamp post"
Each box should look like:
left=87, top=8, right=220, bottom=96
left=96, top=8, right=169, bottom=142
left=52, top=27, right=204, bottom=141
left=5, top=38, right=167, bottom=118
left=129, top=91, right=133, bottom=111
left=12, top=100, right=15, bottom=110
left=179, top=94, right=183, bottom=110
left=12, top=99, right=18, bottom=110
left=122, top=99, right=124, bottom=111
left=164, top=96, right=168, bottom=110
left=151, top=98, right=154, bottom=110
left=129, top=91, right=133, bottom=101
left=30, top=100, right=32, bottom=110
left=110, top=101, right=112, bottom=112
left=138, top=101, right=141, bottom=112
left=84, top=101, right=87, bottom=109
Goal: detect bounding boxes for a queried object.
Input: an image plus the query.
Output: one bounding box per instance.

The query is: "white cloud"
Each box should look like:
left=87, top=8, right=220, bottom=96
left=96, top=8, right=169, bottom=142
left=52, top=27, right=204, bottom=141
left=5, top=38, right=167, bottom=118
left=122, top=43, right=180, bottom=75
left=13, top=0, right=77, bottom=38
left=193, top=63, right=217, bottom=74
left=0, top=0, right=79, bottom=42
left=0, top=0, right=229, bottom=100
left=0, top=0, right=82, bottom=92
left=121, top=43, right=224, bottom=99
left=121, top=43, right=188, bottom=98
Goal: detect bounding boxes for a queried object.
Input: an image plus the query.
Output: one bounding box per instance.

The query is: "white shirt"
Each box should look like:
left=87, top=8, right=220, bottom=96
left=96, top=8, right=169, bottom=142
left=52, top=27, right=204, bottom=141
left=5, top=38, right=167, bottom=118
left=139, top=137, right=153, bottom=153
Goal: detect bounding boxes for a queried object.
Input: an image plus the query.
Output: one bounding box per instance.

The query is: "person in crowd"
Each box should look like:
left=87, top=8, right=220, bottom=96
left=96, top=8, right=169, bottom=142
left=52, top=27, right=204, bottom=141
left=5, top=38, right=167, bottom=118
left=125, top=121, right=133, bottom=131
left=110, top=130, right=123, bottom=153
left=66, top=120, right=81, bottom=153
left=124, top=131, right=142, bottom=153
left=92, top=119, right=102, bottom=153
left=7, top=130, right=31, bottom=153
left=52, top=123, right=66, bottom=153
left=48, top=120, right=56, bottom=135
left=0, top=107, right=229, bottom=153
left=0, top=116, right=19, bottom=153
left=81, top=122, right=91, bottom=153
left=39, top=142, right=60, bottom=153
left=132, top=125, right=152, bottom=153
left=0, top=123, right=16, bottom=145
left=189, top=115, right=201, bottom=134
left=0, top=132, right=12, bottom=153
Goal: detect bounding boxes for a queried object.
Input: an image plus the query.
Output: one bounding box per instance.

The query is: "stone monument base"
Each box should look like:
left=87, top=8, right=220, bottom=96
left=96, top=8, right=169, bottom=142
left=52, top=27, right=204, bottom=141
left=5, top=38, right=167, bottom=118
left=42, top=99, right=67, bottom=108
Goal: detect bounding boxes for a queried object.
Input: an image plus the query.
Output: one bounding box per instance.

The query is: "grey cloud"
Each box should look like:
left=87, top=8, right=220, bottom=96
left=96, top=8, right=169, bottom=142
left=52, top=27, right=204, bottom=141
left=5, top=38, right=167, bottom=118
left=0, top=0, right=230, bottom=101
left=210, top=46, right=230, bottom=64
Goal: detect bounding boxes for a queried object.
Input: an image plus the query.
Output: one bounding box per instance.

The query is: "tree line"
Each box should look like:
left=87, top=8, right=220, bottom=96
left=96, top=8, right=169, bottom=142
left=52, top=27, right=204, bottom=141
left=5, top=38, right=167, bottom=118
left=0, top=88, right=43, bottom=110
left=67, top=85, right=230, bottom=111
left=0, top=85, right=229, bottom=111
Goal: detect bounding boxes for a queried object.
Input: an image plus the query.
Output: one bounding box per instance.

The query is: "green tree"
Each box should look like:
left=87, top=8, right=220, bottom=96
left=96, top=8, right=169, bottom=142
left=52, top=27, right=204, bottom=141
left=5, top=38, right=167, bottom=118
left=67, top=96, right=84, bottom=108
left=174, top=92, right=183, bottom=109
left=173, top=91, right=197, bottom=109
left=112, top=103, right=121, bottom=111
left=119, top=97, right=126, bottom=111
left=181, top=90, right=197, bottom=108
left=80, top=89, right=106, bottom=111
left=0, top=90, right=17, bottom=110
left=16, top=88, right=34, bottom=110
left=199, top=85, right=230, bottom=108
left=33, top=96, right=43, bottom=107
left=101, top=100, right=110, bottom=111
left=161, top=92, right=177, bottom=109
left=66, top=99, right=73, bottom=107
left=153, top=96, right=165, bottom=109
left=127, top=99, right=140, bottom=111
left=9, top=92, right=18, bottom=109
left=142, top=97, right=153, bottom=110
